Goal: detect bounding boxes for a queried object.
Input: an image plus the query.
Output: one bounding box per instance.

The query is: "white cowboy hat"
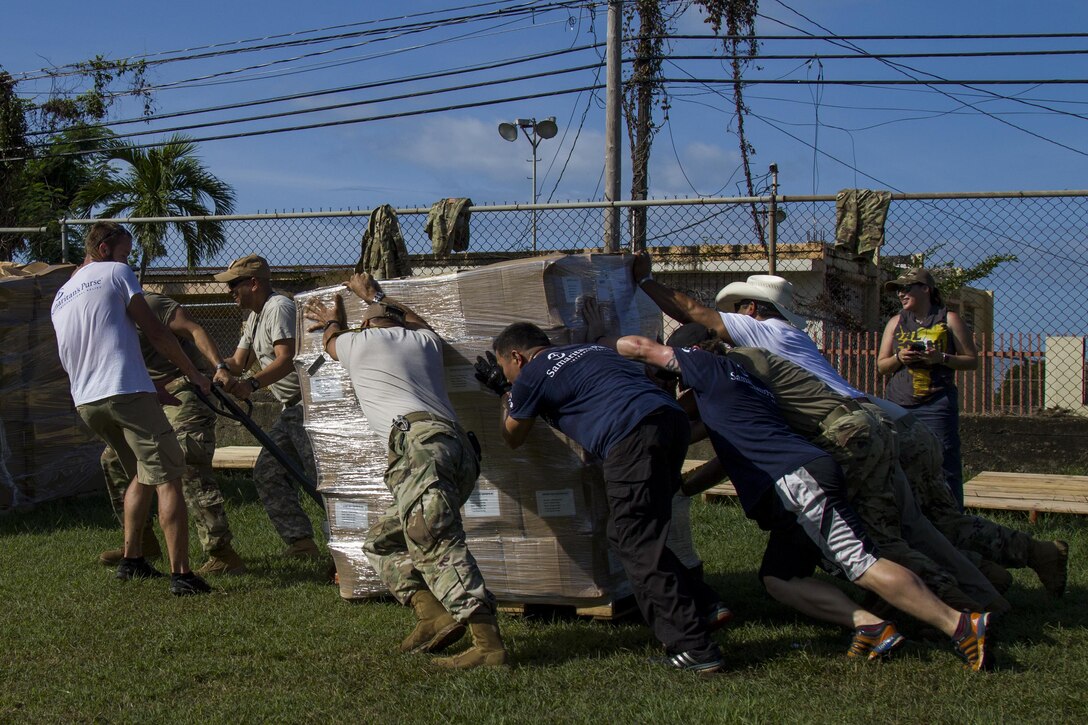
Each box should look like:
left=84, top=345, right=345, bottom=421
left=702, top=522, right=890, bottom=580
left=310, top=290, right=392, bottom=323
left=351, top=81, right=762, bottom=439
left=714, top=274, right=808, bottom=329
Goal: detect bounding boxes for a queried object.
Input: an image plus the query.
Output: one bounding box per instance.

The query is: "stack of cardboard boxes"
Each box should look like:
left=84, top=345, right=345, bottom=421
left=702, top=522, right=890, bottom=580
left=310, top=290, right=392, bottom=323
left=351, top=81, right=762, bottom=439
left=294, top=254, right=700, bottom=606
left=0, top=262, right=104, bottom=510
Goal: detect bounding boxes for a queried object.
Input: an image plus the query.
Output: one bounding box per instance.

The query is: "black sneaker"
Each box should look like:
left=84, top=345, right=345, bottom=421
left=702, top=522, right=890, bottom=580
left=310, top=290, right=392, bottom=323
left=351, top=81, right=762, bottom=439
left=170, top=572, right=212, bottom=597
left=116, top=557, right=165, bottom=581
left=654, top=646, right=724, bottom=674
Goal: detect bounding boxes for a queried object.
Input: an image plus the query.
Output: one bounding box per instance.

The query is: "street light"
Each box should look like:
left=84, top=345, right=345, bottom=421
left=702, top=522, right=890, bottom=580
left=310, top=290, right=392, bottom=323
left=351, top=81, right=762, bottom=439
left=498, top=116, right=558, bottom=250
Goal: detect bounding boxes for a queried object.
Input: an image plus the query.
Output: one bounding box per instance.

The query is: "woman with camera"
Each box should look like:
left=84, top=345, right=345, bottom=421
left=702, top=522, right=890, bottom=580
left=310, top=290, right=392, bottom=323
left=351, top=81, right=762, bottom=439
left=877, top=268, right=979, bottom=508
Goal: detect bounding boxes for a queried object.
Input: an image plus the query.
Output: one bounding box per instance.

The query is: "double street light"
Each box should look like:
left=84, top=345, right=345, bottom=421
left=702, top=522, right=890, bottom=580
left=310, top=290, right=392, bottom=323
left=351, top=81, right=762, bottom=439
left=498, top=116, right=558, bottom=251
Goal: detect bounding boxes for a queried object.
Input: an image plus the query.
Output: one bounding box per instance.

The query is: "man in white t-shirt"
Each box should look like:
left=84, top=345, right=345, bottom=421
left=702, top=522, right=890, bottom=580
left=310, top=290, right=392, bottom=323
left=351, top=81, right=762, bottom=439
left=304, top=273, right=508, bottom=670
left=214, top=254, right=323, bottom=558
left=629, top=254, right=1006, bottom=612
left=50, top=221, right=212, bottom=596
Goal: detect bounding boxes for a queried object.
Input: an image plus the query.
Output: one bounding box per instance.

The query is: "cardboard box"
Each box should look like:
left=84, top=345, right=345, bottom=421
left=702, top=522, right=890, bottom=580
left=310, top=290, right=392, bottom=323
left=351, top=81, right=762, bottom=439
left=294, top=254, right=693, bottom=604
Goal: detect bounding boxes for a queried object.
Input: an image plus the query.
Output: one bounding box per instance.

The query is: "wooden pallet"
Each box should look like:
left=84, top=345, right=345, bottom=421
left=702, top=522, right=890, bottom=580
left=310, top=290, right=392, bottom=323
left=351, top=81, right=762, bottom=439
left=965, top=471, right=1088, bottom=521
left=498, top=595, right=639, bottom=622
left=211, top=445, right=261, bottom=470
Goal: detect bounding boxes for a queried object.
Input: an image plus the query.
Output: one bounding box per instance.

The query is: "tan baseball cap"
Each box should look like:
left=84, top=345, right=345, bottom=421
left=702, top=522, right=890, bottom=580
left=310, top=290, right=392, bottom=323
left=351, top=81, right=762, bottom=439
left=362, top=302, right=405, bottom=326
left=213, top=254, right=271, bottom=283
left=884, top=267, right=936, bottom=292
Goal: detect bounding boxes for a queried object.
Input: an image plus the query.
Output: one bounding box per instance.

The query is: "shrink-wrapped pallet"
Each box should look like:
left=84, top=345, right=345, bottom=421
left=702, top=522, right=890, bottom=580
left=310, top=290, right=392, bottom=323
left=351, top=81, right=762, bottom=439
left=0, top=262, right=104, bottom=509
left=294, top=253, right=700, bottom=605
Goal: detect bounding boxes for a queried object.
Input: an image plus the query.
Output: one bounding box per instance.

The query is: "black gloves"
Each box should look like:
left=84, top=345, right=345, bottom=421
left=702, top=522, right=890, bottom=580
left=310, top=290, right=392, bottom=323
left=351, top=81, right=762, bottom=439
left=474, top=351, right=511, bottom=396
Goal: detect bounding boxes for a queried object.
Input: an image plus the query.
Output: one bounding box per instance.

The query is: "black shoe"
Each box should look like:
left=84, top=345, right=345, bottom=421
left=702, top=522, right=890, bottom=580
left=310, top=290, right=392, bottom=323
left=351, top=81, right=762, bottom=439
left=170, top=572, right=212, bottom=596
left=116, top=557, right=165, bottom=581
left=706, top=603, right=735, bottom=632
left=654, top=646, right=724, bottom=674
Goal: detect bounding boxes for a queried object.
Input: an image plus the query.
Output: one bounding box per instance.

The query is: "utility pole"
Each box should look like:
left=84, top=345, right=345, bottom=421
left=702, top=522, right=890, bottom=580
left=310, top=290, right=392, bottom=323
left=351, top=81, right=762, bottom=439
left=768, top=163, right=778, bottom=275
left=603, top=0, right=622, bottom=253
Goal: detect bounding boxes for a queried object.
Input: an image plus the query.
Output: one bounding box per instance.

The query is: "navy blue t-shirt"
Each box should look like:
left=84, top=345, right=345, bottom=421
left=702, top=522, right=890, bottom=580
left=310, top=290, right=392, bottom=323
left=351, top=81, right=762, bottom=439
left=673, top=347, right=825, bottom=513
left=507, top=344, right=681, bottom=460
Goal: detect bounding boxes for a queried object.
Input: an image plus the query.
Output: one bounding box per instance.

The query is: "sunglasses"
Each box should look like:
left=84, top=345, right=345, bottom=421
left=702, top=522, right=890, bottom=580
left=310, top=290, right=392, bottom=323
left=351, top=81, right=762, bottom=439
left=227, top=277, right=252, bottom=290
left=733, top=299, right=756, bottom=312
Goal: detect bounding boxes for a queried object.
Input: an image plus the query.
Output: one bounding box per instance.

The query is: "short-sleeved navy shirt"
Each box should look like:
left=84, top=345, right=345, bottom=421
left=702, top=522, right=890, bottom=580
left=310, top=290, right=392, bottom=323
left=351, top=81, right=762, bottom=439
left=673, top=346, right=825, bottom=512
left=507, top=344, right=681, bottom=460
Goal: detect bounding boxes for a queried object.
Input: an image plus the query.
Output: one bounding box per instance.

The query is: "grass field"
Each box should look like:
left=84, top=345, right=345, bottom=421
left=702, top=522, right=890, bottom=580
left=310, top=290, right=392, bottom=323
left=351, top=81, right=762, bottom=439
left=2, top=473, right=1086, bottom=723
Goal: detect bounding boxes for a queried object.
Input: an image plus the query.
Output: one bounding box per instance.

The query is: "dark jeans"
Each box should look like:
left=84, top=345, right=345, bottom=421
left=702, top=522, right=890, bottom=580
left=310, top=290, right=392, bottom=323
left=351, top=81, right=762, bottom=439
left=908, top=387, right=964, bottom=510
left=601, top=406, right=719, bottom=657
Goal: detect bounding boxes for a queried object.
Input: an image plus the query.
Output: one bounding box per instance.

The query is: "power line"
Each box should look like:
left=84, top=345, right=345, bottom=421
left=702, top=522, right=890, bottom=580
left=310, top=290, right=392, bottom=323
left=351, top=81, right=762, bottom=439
left=17, top=62, right=603, bottom=151
left=24, top=43, right=604, bottom=137
left=11, top=1, right=584, bottom=82
left=0, top=83, right=606, bottom=163
left=765, top=1, right=1088, bottom=158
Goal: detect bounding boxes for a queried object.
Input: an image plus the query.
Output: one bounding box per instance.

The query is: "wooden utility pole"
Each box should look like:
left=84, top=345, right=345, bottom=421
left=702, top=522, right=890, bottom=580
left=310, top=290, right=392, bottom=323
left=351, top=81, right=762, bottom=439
left=603, top=0, right=622, bottom=252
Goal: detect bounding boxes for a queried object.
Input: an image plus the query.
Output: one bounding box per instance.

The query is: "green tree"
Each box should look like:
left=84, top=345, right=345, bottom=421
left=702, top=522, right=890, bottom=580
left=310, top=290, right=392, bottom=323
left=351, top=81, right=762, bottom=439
left=621, top=2, right=759, bottom=250
left=1, top=57, right=152, bottom=262
left=75, top=134, right=236, bottom=277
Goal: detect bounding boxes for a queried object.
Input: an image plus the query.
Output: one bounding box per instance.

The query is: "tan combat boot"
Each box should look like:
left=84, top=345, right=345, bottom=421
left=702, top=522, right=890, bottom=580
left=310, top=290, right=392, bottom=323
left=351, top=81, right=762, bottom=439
left=399, top=590, right=466, bottom=654
left=195, top=543, right=247, bottom=576
left=432, top=613, right=509, bottom=669
left=99, top=527, right=162, bottom=566
left=1029, top=540, right=1069, bottom=597
left=284, top=537, right=322, bottom=558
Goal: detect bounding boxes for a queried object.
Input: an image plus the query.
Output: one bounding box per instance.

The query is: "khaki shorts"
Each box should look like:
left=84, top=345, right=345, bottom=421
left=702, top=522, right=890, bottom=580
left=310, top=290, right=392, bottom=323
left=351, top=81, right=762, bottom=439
left=77, top=392, right=186, bottom=486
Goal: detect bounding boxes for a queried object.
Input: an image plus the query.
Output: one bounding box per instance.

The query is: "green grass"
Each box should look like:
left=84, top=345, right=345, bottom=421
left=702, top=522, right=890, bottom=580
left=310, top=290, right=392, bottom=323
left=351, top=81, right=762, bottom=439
left=2, top=476, right=1086, bottom=723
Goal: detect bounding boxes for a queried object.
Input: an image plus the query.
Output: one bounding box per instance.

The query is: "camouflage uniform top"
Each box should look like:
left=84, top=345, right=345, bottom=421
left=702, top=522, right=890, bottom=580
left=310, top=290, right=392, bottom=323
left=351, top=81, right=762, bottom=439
left=723, top=347, right=848, bottom=435
left=140, top=292, right=210, bottom=381
left=239, top=293, right=301, bottom=405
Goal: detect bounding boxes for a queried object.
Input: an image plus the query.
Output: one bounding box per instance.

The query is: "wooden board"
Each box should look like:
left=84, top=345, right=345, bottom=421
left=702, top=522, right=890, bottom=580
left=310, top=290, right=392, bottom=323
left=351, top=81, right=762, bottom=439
left=211, top=445, right=261, bottom=470
left=964, top=471, right=1088, bottom=515
left=498, top=596, right=639, bottom=622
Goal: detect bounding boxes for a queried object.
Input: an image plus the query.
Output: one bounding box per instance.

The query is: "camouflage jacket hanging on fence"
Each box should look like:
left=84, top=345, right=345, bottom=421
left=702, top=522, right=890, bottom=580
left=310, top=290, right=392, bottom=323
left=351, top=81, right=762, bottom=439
left=834, top=188, right=892, bottom=259
left=424, top=198, right=472, bottom=255
left=358, top=204, right=412, bottom=279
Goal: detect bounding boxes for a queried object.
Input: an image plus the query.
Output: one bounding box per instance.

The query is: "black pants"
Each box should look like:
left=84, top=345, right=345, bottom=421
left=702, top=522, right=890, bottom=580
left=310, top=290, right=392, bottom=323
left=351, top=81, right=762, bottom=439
left=602, top=406, right=719, bottom=656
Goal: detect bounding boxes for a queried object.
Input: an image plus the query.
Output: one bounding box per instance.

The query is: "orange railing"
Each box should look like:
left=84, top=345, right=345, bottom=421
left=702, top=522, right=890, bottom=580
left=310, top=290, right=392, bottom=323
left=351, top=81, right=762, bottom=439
left=821, top=331, right=1048, bottom=416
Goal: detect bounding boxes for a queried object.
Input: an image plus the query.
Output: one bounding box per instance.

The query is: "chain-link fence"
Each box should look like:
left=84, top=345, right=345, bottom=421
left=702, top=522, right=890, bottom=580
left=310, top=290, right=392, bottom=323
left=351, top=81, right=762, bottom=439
left=50, top=192, right=1087, bottom=415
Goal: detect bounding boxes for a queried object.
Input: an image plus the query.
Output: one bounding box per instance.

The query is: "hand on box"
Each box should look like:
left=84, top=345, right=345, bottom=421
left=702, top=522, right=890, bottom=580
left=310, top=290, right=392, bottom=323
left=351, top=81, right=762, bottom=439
left=632, top=251, right=653, bottom=284
left=347, top=272, right=382, bottom=304
left=474, top=351, right=511, bottom=396
left=304, top=295, right=347, bottom=332
left=581, top=296, right=607, bottom=343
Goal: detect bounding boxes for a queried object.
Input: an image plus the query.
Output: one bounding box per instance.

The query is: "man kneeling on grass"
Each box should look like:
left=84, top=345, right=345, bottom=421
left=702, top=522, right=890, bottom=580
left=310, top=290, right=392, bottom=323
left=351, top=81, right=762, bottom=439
left=598, top=323, right=995, bottom=671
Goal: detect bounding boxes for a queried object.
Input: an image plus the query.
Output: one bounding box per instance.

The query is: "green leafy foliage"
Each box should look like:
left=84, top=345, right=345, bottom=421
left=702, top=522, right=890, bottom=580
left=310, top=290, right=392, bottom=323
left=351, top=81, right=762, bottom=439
left=74, top=134, right=237, bottom=274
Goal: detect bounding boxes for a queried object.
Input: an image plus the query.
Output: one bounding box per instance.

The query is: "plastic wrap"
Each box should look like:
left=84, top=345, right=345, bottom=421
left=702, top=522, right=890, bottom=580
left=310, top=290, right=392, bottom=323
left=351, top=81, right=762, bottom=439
left=0, top=262, right=105, bottom=510
left=294, top=253, right=701, bottom=604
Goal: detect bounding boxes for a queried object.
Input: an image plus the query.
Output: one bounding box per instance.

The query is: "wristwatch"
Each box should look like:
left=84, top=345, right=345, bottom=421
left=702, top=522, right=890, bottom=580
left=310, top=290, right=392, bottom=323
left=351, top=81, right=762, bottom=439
left=244, top=376, right=261, bottom=391
left=372, top=291, right=386, bottom=303
left=215, top=362, right=230, bottom=372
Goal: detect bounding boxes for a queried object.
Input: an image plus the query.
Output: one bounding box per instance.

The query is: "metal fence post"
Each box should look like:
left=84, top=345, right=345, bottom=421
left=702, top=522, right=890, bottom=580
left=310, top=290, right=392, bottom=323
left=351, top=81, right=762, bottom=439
left=60, top=219, right=68, bottom=262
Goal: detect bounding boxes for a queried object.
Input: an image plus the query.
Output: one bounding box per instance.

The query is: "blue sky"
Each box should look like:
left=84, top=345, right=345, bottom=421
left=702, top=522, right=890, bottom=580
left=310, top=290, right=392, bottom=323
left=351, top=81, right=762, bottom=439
left=4, top=0, right=1088, bottom=213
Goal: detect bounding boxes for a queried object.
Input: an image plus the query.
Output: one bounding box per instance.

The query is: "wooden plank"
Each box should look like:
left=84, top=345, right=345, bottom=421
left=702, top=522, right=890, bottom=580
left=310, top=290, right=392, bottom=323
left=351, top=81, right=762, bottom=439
left=964, top=470, right=1088, bottom=515
left=211, top=445, right=261, bottom=469
left=701, top=481, right=738, bottom=502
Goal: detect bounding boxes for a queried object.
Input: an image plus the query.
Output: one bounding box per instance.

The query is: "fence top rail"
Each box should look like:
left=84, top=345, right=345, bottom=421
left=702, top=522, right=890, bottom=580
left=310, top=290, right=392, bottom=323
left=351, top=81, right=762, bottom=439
left=57, top=189, right=1088, bottom=225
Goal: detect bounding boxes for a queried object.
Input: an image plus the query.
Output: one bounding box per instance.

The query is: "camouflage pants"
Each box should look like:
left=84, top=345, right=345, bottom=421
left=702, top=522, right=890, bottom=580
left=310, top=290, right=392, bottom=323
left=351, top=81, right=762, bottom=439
left=896, top=415, right=1034, bottom=568
left=364, top=418, right=495, bottom=623
left=101, top=382, right=232, bottom=554
left=253, top=403, right=322, bottom=544
left=814, top=406, right=992, bottom=605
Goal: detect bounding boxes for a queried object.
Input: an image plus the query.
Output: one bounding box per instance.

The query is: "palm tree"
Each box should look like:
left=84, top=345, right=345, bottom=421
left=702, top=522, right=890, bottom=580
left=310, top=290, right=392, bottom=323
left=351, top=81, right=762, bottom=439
left=75, top=134, right=235, bottom=277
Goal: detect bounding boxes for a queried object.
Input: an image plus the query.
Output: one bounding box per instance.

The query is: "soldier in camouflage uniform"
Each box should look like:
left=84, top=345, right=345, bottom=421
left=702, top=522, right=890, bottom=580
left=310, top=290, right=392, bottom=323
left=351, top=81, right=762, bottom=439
left=215, top=255, right=324, bottom=558
left=896, top=415, right=1069, bottom=596
left=304, top=273, right=507, bottom=670
left=97, top=292, right=245, bottom=576
left=717, top=344, right=1004, bottom=613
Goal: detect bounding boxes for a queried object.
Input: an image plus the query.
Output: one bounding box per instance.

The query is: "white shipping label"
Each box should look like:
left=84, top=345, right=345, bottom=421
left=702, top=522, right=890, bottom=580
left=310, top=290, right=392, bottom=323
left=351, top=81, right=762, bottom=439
left=464, top=488, right=500, bottom=517
left=446, top=365, right=480, bottom=393
left=310, top=373, right=346, bottom=402
left=562, top=277, right=583, bottom=303
left=536, top=489, right=576, bottom=517
left=596, top=278, right=613, bottom=302
left=333, top=500, right=368, bottom=531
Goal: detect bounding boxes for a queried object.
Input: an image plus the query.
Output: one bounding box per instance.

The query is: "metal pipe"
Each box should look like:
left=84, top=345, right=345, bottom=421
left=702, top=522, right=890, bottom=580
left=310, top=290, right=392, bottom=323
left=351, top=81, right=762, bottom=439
left=768, top=163, right=779, bottom=275
left=60, top=220, right=69, bottom=262
left=602, top=0, right=622, bottom=252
